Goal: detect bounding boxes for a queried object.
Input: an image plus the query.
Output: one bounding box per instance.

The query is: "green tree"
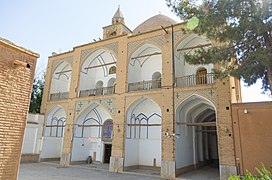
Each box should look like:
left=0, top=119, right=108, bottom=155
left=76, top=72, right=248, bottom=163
left=29, top=73, right=45, bottom=113
left=166, top=0, right=272, bottom=94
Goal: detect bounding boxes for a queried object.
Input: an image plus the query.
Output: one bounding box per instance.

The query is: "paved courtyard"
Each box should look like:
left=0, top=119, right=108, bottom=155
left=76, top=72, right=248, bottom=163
left=18, top=162, right=163, bottom=180
left=19, top=162, right=219, bottom=180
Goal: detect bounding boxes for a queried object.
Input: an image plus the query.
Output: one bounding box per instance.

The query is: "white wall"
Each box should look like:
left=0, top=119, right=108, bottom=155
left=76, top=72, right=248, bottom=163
left=125, top=98, right=162, bottom=167
left=175, top=126, right=194, bottom=168
left=40, top=106, right=66, bottom=159
left=40, top=137, right=63, bottom=159
left=50, top=61, right=71, bottom=94
left=22, top=114, right=44, bottom=155
left=128, top=45, right=162, bottom=83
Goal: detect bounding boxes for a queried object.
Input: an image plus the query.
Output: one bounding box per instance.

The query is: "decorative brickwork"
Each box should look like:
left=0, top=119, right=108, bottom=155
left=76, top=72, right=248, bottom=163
left=175, top=87, right=217, bottom=107
left=128, top=35, right=163, bottom=57
left=75, top=98, right=115, bottom=117
left=52, top=56, right=73, bottom=72
left=80, top=42, right=118, bottom=62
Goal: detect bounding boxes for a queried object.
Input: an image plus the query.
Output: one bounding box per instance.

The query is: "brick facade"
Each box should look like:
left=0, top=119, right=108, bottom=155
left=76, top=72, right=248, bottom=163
left=41, top=14, right=241, bottom=179
left=0, top=38, right=38, bottom=180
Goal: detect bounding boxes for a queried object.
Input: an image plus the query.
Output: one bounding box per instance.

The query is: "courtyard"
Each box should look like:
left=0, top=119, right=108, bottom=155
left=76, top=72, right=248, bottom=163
left=18, top=162, right=163, bottom=180
left=18, top=162, right=219, bottom=180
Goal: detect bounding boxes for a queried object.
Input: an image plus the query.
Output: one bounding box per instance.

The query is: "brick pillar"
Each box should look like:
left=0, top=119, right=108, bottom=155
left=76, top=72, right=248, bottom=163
left=60, top=102, right=76, bottom=166
left=216, top=78, right=237, bottom=179
left=161, top=30, right=176, bottom=179
left=60, top=49, right=81, bottom=166
left=109, top=36, right=127, bottom=172
left=40, top=58, right=53, bottom=114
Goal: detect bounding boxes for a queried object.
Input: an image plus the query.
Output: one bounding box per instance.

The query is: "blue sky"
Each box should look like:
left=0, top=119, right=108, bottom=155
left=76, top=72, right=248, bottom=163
left=1, top=0, right=271, bottom=102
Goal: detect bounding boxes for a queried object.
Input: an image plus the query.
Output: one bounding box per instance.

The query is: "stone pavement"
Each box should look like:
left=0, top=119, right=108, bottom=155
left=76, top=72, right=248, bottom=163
left=18, top=162, right=164, bottom=180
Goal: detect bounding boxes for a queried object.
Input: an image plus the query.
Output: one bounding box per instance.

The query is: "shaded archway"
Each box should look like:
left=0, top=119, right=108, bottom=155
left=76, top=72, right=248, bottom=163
left=40, top=105, right=66, bottom=160
left=125, top=97, right=162, bottom=171
left=175, top=34, right=214, bottom=87
left=79, top=49, right=117, bottom=97
left=175, top=95, right=219, bottom=177
left=71, top=103, right=113, bottom=163
left=128, top=44, right=162, bottom=91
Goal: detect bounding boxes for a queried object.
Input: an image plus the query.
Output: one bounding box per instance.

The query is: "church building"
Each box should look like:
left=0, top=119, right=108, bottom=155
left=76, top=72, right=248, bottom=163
left=40, top=7, right=242, bottom=180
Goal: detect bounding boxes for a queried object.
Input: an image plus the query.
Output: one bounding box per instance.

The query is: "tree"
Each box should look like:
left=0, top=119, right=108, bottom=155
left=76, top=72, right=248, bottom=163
left=29, top=73, right=45, bottom=113
left=166, top=0, right=272, bottom=94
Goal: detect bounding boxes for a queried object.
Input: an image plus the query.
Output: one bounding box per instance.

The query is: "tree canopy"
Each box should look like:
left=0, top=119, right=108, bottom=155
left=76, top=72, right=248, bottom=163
left=29, top=73, right=45, bottom=113
left=166, top=0, right=272, bottom=94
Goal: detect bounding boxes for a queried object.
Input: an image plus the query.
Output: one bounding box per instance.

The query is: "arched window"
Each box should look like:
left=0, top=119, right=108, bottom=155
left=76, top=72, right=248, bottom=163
left=109, top=66, right=116, bottom=74
left=196, top=68, right=207, bottom=84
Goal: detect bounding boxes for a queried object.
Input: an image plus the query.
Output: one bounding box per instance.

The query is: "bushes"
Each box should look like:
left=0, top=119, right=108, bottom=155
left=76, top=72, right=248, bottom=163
left=229, top=163, right=272, bottom=180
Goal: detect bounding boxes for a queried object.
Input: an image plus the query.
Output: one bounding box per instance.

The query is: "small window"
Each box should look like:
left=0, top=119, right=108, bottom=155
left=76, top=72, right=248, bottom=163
left=109, top=66, right=116, bottom=74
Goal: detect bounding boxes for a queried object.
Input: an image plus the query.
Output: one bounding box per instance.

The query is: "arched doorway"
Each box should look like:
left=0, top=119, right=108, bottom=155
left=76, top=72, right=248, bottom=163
left=102, top=119, right=113, bottom=163
left=95, top=81, right=104, bottom=95
left=152, top=72, right=161, bottom=89
left=196, top=68, right=207, bottom=84
left=40, top=106, right=66, bottom=161
left=125, top=97, right=162, bottom=173
left=175, top=95, right=219, bottom=178
left=71, top=103, right=112, bottom=164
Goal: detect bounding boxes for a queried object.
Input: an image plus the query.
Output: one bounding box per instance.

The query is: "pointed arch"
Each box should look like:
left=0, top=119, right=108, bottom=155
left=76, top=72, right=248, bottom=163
left=174, top=34, right=213, bottom=79
left=79, top=49, right=117, bottom=94
left=50, top=61, right=71, bottom=95
left=125, top=97, right=162, bottom=168
left=128, top=43, right=162, bottom=87
left=45, top=105, right=66, bottom=137
left=71, top=102, right=113, bottom=162
left=175, top=94, right=219, bottom=172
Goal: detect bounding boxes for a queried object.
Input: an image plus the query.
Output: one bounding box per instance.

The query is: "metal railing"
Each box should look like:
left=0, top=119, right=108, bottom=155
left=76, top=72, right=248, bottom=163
left=128, top=79, right=161, bottom=92
left=79, top=86, right=115, bottom=97
left=175, top=73, right=214, bottom=87
left=49, top=92, right=69, bottom=101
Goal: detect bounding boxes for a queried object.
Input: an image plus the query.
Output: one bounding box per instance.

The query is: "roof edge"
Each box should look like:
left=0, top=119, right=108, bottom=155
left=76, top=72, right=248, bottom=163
left=0, top=37, right=40, bottom=58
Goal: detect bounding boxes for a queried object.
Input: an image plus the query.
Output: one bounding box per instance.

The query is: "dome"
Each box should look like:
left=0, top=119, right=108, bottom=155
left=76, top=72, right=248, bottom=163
left=133, top=14, right=178, bottom=34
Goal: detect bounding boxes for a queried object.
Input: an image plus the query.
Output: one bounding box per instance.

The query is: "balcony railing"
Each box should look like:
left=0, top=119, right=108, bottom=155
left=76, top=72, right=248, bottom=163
left=49, top=92, right=69, bottom=101
left=79, top=86, right=115, bottom=97
left=128, top=79, right=161, bottom=92
left=175, top=73, right=214, bottom=87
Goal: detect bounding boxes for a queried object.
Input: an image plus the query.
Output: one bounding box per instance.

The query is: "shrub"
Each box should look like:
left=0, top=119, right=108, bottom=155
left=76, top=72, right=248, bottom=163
left=229, top=163, right=272, bottom=180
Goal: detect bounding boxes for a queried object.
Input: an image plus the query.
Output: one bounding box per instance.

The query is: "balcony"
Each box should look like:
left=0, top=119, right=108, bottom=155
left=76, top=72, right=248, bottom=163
left=128, top=79, right=161, bottom=92
left=79, top=86, right=115, bottom=97
left=175, top=73, right=214, bottom=87
left=49, top=92, right=69, bottom=101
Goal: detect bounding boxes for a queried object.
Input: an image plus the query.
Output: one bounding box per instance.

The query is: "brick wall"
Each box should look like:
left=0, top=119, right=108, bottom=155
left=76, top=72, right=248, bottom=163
left=0, top=40, right=38, bottom=180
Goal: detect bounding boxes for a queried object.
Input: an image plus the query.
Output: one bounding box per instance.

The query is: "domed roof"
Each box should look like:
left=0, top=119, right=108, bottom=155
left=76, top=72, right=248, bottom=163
left=133, top=14, right=177, bottom=34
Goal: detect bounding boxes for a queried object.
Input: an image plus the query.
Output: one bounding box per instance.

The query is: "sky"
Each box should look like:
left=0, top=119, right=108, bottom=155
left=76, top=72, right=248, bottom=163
left=0, top=0, right=271, bottom=102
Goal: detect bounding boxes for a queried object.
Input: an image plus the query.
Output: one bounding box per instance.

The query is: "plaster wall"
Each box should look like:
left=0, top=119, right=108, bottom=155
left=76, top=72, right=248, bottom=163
left=40, top=137, right=63, bottom=159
